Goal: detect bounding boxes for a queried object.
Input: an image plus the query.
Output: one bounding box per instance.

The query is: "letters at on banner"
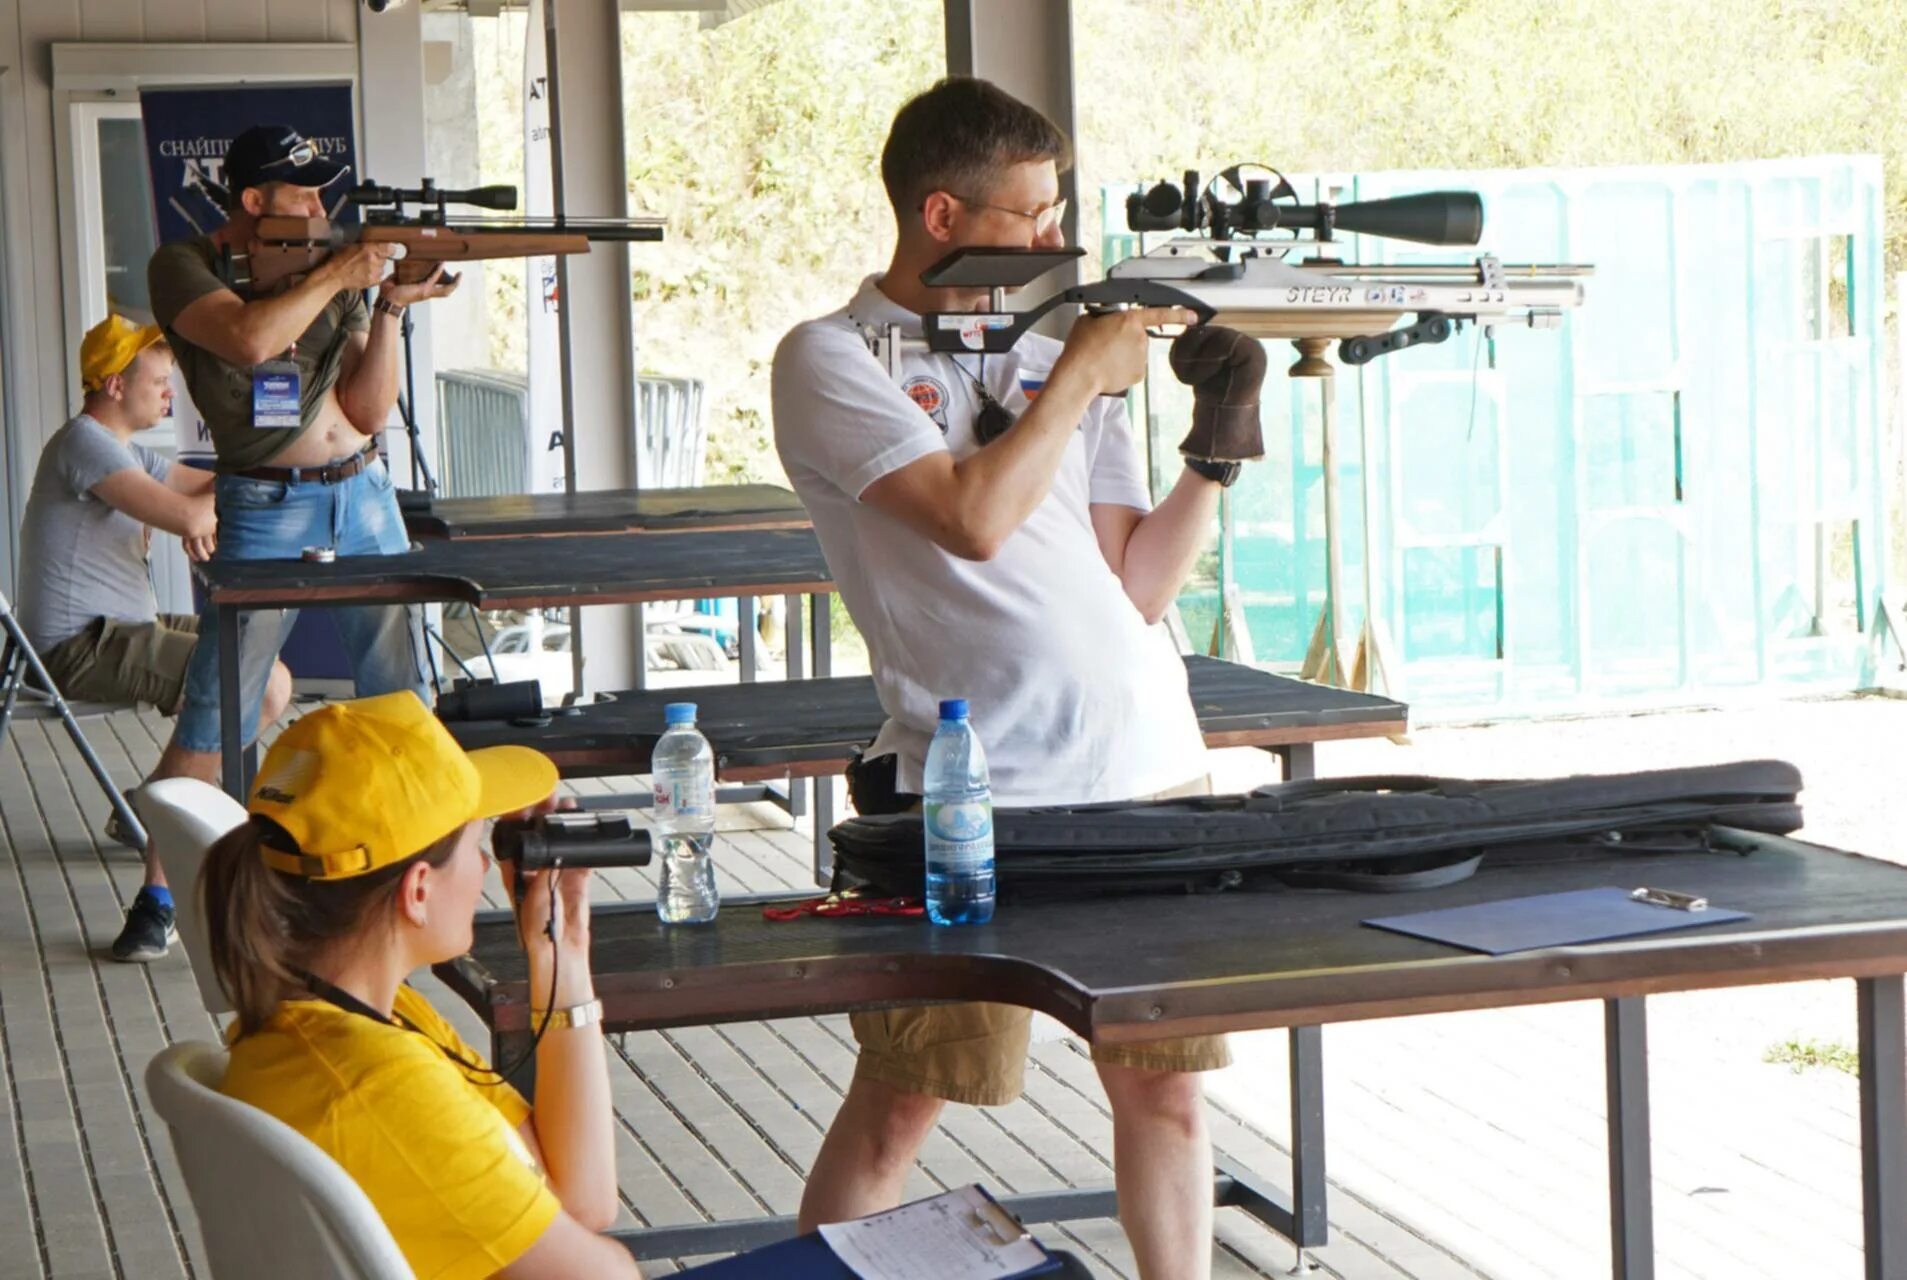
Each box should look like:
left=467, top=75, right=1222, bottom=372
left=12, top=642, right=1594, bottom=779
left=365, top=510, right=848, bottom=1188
left=138, top=84, right=360, bottom=462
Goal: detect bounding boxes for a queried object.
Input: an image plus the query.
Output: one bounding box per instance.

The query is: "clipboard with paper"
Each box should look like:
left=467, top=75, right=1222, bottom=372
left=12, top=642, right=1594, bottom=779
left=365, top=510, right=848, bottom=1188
left=673, top=1184, right=1063, bottom=1279
left=818, top=1184, right=1060, bottom=1279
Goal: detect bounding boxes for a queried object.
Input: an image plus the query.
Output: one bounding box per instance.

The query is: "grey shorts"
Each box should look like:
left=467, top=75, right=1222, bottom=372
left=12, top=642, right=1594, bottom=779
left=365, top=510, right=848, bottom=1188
left=39, top=614, right=200, bottom=711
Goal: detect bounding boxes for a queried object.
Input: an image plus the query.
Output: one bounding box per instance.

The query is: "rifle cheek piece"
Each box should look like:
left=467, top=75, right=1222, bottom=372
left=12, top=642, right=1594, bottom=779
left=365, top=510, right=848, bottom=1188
left=1169, top=325, right=1268, bottom=464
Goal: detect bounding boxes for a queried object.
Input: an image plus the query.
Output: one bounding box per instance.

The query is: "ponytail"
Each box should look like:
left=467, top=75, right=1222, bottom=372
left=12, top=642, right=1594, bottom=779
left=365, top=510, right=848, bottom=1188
left=199, top=817, right=463, bottom=1036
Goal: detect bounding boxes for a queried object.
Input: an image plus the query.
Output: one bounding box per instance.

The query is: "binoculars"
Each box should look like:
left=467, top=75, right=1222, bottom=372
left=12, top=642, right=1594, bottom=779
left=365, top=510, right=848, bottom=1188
left=493, top=811, right=653, bottom=870
left=435, top=679, right=544, bottom=724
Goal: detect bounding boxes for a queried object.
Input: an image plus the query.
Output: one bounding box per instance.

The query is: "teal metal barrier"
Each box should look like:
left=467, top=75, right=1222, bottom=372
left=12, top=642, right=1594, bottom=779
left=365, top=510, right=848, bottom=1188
left=1106, top=156, right=1892, bottom=720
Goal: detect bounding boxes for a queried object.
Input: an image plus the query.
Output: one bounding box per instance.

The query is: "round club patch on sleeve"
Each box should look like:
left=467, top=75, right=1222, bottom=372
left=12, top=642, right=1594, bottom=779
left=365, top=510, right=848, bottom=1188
left=903, top=374, right=950, bottom=432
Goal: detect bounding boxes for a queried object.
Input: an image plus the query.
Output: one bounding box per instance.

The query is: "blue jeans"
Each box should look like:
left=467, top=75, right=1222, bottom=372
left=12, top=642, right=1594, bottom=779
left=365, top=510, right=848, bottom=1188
left=174, top=457, right=427, bottom=753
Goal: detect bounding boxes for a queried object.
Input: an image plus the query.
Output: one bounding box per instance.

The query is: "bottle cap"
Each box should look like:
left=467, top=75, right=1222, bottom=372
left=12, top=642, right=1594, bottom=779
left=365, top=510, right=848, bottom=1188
left=664, top=702, right=697, bottom=726
left=938, top=698, right=968, bottom=720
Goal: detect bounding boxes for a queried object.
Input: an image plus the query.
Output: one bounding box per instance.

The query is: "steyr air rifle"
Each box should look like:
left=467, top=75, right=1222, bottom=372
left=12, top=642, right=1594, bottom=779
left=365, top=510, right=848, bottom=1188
left=227, top=178, right=664, bottom=295
left=912, top=162, right=1589, bottom=374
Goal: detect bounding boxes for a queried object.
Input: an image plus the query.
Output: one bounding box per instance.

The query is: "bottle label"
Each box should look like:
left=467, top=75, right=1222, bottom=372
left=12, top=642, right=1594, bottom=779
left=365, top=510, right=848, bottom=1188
left=925, top=800, right=993, bottom=866
left=656, top=766, right=714, bottom=819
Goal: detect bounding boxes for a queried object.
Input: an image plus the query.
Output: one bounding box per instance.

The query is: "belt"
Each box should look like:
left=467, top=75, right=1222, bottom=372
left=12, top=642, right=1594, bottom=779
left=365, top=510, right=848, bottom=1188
left=237, top=444, right=378, bottom=485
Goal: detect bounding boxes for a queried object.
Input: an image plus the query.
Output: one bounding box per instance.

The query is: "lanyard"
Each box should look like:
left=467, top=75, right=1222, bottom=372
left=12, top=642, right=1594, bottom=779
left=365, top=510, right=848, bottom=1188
left=297, top=971, right=499, bottom=1081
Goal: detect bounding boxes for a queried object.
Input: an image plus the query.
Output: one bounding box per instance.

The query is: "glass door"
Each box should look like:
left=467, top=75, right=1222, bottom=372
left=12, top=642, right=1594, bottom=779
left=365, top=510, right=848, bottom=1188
left=68, top=99, right=201, bottom=611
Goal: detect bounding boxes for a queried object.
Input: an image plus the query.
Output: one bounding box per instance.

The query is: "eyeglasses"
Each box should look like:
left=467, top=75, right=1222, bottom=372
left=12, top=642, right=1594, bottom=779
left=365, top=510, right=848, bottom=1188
left=261, top=138, right=318, bottom=171
left=947, top=193, right=1068, bottom=238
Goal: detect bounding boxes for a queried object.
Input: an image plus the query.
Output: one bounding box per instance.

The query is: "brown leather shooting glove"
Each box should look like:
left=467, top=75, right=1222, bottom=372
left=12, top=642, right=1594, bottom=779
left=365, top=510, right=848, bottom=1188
left=1168, top=325, right=1268, bottom=462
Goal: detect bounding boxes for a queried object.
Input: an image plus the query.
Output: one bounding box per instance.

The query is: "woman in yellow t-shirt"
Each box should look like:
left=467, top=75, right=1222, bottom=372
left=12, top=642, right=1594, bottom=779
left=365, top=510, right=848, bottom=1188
left=198, top=690, right=641, bottom=1280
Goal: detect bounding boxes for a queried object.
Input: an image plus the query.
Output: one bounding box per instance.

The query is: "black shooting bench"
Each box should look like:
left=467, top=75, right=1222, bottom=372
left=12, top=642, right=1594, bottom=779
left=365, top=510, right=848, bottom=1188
left=439, top=828, right=1907, bottom=1278
left=444, top=651, right=1410, bottom=875
left=192, top=525, right=839, bottom=802
left=401, top=483, right=810, bottom=540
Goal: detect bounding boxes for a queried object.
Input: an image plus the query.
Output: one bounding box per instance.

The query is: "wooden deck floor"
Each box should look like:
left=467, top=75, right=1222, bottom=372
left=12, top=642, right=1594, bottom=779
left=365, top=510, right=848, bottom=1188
left=0, top=702, right=1486, bottom=1280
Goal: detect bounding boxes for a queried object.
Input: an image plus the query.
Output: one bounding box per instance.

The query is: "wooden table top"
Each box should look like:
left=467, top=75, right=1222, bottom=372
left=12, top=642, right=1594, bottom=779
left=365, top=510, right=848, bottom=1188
left=404, top=485, right=809, bottom=539
left=440, top=828, right=1907, bottom=1044
left=444, top=654, right=1410, bottom=780
left=194, top=526, right=836, bottom=610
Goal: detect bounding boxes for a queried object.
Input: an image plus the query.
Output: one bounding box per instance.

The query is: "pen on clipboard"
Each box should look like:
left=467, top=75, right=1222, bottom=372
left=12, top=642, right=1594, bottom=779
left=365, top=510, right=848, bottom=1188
left=1630, top=886, right=1708, bottom=912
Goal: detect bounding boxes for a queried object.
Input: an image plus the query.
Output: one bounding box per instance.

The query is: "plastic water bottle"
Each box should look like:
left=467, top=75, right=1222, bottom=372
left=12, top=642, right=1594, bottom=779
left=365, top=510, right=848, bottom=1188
left=922, top=698, right=995, bottom=925
left=654, top=702, right=719, bottom=924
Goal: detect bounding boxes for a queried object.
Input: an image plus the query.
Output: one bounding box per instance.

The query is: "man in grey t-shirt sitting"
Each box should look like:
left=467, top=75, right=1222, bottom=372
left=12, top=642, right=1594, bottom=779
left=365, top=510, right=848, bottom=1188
left=17, top=314, right=289, bottom=961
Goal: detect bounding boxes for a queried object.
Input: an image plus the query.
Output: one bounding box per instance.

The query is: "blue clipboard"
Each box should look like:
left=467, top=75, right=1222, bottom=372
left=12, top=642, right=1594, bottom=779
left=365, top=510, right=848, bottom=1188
left=673, top=1185, right=1064, bottom=1278
left=1364, top=886, right=1750, bottom=956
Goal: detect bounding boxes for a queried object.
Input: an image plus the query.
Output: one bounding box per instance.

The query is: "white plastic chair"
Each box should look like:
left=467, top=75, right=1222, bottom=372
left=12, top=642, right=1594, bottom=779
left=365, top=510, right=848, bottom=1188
left=146, top=1041, right=416, bottom=1280
left=135, top=778, right=248, bottom=1017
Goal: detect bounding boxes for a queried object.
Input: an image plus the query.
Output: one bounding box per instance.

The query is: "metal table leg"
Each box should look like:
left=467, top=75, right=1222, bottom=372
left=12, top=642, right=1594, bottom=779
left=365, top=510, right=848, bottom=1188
left=631, top=602, right=646, bottom=693
left=738, top=596, right=757, bottom=684
left=811, top=593, right=833, bottom=885
left=1288, top=1024, right=1327, bottom=1251
left=1266, top=740, right=1327, bottom=1256
left=1280, top=742, right=1317, bottom=782
left=781, top=593, right=807, bottom=820
left=218, top=604, right=245, bottom=798
left=1605, top=996, right=1654, bottom=1280
left=811, top=593, right=831, bottom=677
left=1858, top=975, right=1906, bottom=1279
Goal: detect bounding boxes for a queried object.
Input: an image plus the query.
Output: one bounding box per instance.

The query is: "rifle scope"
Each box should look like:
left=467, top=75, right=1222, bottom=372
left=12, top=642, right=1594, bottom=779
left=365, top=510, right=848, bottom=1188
left=1127, top=169, right=1483, bottom=247
left=494, top=811, right=653, bottom=870
left=1284, top=192, right=1483, bottom=247
left=344, top=181, right=519, bottom=212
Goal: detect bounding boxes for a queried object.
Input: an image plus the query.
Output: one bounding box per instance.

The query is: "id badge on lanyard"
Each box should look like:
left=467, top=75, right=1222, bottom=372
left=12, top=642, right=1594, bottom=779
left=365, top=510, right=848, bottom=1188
left=253, top=343, right=301, bottom=429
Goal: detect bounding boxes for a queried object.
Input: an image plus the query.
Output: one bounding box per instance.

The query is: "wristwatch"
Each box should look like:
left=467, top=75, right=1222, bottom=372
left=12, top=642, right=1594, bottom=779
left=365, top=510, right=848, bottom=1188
left=531, top=998, right=603, bottom=1031
left=373, top=296, right=406, bottom=320
left=1184, top=456, right=1243, bottom=488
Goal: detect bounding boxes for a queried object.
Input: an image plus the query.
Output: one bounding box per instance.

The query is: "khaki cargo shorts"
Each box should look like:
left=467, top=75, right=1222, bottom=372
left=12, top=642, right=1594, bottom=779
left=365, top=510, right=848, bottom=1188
left=40, top=614, right=200, bottom=712
left=850, top=773, right=1232, bottom=1106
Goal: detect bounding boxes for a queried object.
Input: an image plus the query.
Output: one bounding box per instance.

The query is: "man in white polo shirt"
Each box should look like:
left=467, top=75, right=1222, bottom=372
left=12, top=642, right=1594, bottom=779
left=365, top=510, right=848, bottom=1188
left=773, top=78, right=1264, bottom=1280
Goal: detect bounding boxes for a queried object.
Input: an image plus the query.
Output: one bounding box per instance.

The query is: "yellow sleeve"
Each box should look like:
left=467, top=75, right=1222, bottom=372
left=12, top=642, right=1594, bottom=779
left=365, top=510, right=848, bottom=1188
left=394, top=986, right=533, bottom=1127
left=335, top=1025, right=559, bottom=1280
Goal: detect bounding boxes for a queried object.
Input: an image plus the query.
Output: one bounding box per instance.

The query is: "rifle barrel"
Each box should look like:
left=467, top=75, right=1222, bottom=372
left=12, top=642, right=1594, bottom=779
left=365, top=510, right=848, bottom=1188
left=1292, top=261, right=1595, bottom=278
left=366, top=218, right=664, bottom=243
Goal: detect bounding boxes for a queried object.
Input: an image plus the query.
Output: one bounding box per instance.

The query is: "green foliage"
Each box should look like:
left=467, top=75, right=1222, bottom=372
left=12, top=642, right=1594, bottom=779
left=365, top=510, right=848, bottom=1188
left=1073, top=0, right=1907, bottom=281
left=617, top=2, right=942, bottom=484
left=1764, top=1036, right=1860, bottom=1075
left=473, top=0, right=1907, bottom=494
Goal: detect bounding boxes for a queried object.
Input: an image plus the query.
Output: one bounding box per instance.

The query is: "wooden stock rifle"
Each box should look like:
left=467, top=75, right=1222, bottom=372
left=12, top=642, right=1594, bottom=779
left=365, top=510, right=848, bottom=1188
left=228, top=179, right=665, bottom=295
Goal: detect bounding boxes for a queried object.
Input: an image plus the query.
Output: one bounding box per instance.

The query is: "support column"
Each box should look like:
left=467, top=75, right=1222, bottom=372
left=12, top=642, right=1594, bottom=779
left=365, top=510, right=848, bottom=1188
left=357, top=2, right=438, bottom=489
left=943, top=0, right=1080, bottom=304
left=549, top=0, right=639, bottom=692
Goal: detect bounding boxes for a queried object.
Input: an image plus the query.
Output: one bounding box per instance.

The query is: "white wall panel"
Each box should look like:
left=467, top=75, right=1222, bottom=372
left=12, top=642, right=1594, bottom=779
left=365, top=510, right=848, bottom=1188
left=201, top=0, right=268, bottom=42
left=80, top=0, right=146, bottom=41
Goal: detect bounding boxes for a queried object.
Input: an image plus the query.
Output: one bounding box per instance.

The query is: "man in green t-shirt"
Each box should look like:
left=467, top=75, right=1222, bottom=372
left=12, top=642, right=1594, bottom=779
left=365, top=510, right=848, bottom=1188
left=116, top=124, right=456, bottom=964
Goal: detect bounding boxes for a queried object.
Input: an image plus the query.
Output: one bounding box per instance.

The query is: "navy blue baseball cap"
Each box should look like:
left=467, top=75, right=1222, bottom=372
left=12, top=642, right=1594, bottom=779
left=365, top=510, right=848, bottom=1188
left=223, top=125, right=349, bottom=194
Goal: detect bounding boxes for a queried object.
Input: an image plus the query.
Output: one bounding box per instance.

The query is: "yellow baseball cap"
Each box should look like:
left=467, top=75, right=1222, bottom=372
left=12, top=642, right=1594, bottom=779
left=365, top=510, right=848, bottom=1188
left=79, top=314, right=165, bottom=392
left=250, top=691, right=558, bottom=880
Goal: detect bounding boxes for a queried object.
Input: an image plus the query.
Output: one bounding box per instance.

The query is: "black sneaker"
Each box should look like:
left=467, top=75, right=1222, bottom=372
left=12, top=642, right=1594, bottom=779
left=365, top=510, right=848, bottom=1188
left=110, top=893, right=176, bottom=963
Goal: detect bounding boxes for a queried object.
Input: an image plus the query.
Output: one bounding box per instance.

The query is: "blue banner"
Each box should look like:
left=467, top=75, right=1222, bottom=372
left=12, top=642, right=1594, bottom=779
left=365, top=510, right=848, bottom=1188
left=139, top=84, right=363, bottom=680
left=139, top=83, right=358, bottom=246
